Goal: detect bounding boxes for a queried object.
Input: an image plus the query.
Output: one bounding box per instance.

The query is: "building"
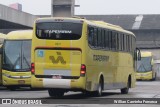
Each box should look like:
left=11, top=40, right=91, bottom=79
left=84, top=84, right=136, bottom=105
left=51, top=0, right=75, bottom=17
left=9, top=3, right=22, bottom=11
left=0, top=4, right=38, bottom=34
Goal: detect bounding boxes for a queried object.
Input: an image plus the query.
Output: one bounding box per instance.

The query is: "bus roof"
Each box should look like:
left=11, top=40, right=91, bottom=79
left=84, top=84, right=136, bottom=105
left=35, top=17, right=135, bottom=37
left=87, top=20, right=135, bottom=36
left=141, top=51, right=152, bottom=57
left=6, top=30, right=32, bottom=40
left=0, top=33, right=6, bottom=39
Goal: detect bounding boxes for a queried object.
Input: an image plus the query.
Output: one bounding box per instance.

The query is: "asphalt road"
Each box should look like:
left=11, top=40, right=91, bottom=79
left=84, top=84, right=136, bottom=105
left=0, top=81, right=160, bottom=107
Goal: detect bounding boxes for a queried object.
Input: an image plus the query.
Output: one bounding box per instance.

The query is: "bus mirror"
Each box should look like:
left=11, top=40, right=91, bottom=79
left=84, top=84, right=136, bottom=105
left=136, top=48, right=141, bottom=61
left=151, top=59, right=154, bottom=65
left=0, top=48, right=2, bottom=54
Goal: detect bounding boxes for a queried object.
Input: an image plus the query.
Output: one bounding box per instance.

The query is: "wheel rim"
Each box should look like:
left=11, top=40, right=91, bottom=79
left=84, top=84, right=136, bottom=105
left=98, top=82, right=102, bottom=96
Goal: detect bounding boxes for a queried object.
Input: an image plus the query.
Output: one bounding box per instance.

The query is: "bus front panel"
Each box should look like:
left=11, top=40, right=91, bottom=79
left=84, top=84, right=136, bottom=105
left=2, top=40, right=31, bottom=87
left=2, top=70, right=31, bottom=86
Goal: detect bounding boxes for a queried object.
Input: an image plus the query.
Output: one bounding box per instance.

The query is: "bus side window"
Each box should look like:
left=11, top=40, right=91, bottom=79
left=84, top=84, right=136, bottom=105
left=130, top=35, right=132, bottom=52
left=118, top=34, right=121, bottom=51
left=127, top=35, right=130, bottom=52
left=95, top=28, right=98, bottom=48
left=116, top=33, right=119, bottom=51
left=108, top=31, right=112, bottom=50
left=132, top=37, right=135, bottom=52
left=129, top=35, right=132, bottom=52
left=123, top=34, right=125, bottom=51
left=126, top=35, right=128, bottom=52
left=102, top=29, right=105, bottom=49
left=112, top=32, right=116, bottom=50
left=105, top=30, right=109, bottom=50
left=98, top=28, right=102, bottom=48
left=88, top=26, right=94, bottom=46
left=120, top=34, right=123, bottom=51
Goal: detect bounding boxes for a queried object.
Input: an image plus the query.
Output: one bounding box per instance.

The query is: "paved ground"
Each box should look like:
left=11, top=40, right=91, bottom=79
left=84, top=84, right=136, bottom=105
left=0, top=81, right=160, bottom=107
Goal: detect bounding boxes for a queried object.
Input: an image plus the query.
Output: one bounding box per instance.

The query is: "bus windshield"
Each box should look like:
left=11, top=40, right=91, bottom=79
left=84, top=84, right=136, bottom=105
left=36, top=22, right=82, bottom=40
left=3, top=40, right=31, bottom=72
left=137, top=57, right=152, bottom=72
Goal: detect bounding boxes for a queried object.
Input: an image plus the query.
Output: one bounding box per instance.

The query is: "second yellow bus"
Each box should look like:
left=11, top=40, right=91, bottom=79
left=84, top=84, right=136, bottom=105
left=136, top=51, right=156, bottom=80
left=2, top=30, right=32, bottom=90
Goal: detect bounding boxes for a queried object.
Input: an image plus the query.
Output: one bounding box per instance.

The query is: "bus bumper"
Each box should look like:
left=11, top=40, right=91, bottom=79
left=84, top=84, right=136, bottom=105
left=31, top=75, right=86, bottom=90
left=136, top=72, right=153, bottom=80
left=2, top=76, right=31, bottom=86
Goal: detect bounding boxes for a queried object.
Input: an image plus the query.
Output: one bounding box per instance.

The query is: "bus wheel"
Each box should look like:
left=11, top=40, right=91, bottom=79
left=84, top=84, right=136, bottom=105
left=48, top=89, right=64, bottom=97
left=7, top=86, right=17, bottom=91
left=83, top=91, right=92, bottom=97
left=94, top=78, right=103, bottom=97
left=121, top=79, right=130, bottom=94
left=152, top=73, right=157, bottom=81
left=152, top=77, right=156, bottom=81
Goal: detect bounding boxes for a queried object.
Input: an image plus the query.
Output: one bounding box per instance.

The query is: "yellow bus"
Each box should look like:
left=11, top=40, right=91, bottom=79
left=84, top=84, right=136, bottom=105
left=2, top=30, right=32, bottom=90
left=136, top=51, right=156, bottom=80
left=0, top=33, right=6, bottom=85
left=31, top=17, right=139, bottom=97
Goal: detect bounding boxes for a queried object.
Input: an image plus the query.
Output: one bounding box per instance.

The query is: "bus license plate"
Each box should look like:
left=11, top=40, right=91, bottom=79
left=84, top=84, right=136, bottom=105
left=52, top=75, right=62, bottom=79
left=18, top=80, right=25, bottom=84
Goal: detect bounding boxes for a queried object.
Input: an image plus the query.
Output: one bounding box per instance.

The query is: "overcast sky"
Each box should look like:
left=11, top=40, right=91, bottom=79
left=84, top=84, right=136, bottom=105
left=0, top=0, right=160, bottom=15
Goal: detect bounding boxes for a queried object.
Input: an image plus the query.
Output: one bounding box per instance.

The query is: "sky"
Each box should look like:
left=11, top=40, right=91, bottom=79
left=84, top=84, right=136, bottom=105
left=0, top=0, right=160, bottom=15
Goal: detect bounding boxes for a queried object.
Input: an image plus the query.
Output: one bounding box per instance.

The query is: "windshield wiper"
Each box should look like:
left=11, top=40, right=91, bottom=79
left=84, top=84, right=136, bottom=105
left=137, top=61, right=147, bottom=72
left=13, top=55, right=21, bottom=69
left=3, top=51, right=14, bottom=69
left=22, top=54, right=30, bottom=69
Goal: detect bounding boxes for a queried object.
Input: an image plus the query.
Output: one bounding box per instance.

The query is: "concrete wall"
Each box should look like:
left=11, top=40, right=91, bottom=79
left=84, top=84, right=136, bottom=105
left=51, top=0, right=75, bottom=17
left=0, top=29, right=31, bottom=34
left=53, top=0, right=74, bottom=5
left=0, top=4, right=38, bottom=27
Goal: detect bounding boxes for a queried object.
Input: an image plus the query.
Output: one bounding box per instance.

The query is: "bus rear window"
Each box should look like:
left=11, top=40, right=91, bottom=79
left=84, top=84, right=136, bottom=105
left=36, top=22, right=82, bottom=40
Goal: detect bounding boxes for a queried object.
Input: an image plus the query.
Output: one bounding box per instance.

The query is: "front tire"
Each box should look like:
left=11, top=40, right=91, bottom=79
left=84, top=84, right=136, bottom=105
left=48, top=89, right=64, bottom=97
left=152, top=73, right=157, bottom=81
left=121, top=79, right=130, bottom=94
left=7, top=86, right=18, bottom=91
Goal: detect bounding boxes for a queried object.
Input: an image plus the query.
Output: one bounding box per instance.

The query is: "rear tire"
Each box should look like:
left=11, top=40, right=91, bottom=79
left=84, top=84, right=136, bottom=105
left=48, top=89, right=64, bottom=97
left=83, top=91, right=92, bottom=97
left=94, top=78, right=103, bottom=97
left=121, top=79, right=130, bottom=94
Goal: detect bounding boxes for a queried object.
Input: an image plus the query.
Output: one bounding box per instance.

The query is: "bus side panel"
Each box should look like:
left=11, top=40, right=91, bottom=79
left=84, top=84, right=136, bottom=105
left=86, top=48, right=136, bottom=91
left=117, top=53, right=135, bottom=88
left=85, top=48, right=113, bottom=91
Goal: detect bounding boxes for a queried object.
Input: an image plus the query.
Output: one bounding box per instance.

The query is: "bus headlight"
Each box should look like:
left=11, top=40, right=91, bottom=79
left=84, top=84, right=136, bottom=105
left=3, top=73, right=11, bottom=78
left=141, top=73, right=150, bottom=76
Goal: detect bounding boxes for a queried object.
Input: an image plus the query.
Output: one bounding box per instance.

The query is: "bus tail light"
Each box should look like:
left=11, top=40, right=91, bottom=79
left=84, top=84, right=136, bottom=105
left=80, top=64, right=86, bottom=76
left=31, top=63, right=35, bottom=74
